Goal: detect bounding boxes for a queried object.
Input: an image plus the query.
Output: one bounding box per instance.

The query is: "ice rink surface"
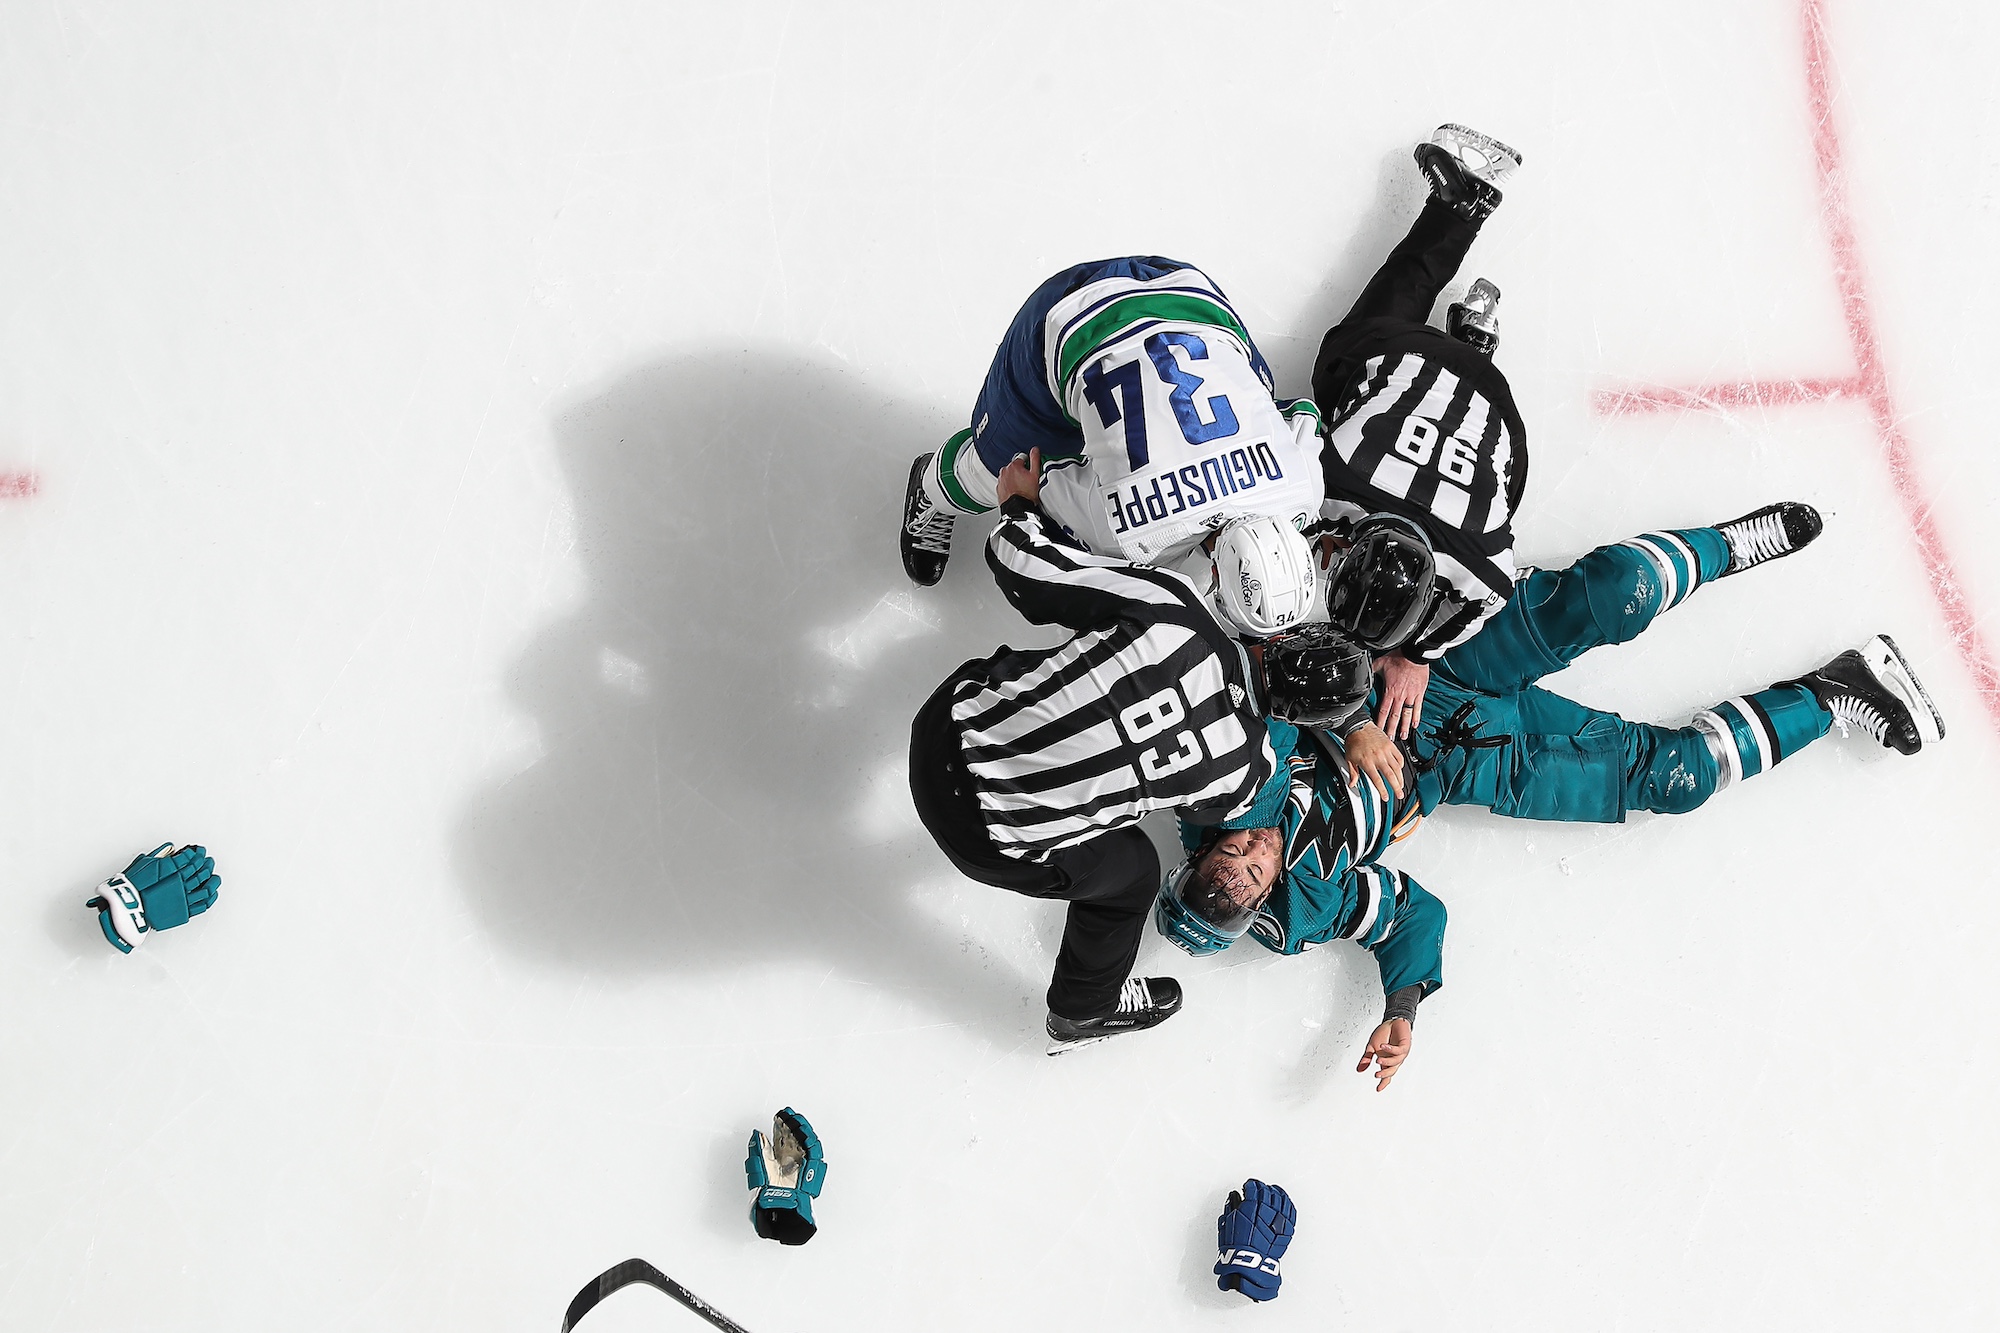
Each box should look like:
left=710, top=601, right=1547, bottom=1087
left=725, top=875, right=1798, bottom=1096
left=3, top=2, right=1996, bottom=1329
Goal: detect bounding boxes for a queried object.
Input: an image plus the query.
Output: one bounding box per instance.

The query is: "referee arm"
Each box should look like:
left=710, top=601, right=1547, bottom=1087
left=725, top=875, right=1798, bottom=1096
left=985, top=449, right=1202, bottom=632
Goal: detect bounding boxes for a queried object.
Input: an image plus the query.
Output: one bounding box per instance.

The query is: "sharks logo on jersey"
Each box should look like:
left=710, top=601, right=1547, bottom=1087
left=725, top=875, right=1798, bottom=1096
left=1246, top=736, right=1425, bottom=954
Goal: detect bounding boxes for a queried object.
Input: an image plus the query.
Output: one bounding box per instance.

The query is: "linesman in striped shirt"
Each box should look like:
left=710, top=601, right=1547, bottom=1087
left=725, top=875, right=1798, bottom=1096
left=1309, top=124, right=1529, bottom=739
left=909, top=450, right=1376, bottom=1055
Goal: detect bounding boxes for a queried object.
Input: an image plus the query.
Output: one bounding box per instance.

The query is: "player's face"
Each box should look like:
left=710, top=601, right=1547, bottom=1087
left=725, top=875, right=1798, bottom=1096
left=1201, top=827, right=1281, bottom=911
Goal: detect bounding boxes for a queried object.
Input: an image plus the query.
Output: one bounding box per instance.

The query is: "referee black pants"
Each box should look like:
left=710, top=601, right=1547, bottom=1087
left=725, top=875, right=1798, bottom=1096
left=1340, top=194, right=1487, bottom=328
left=909, top=671, right=1162, bottom=1022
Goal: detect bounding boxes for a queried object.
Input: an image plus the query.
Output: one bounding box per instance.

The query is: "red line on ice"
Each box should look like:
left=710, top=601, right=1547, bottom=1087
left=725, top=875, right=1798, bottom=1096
left=1593, top=375, right=1859, bottom=415
left=0, top=470, right=37, bottom=498
left=1596, top=0, right=2000, bottom=733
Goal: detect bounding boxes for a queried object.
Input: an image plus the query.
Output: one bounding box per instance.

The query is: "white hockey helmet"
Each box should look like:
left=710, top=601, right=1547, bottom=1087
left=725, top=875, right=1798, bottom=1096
left=1207, top=514, right=1319, bottom=638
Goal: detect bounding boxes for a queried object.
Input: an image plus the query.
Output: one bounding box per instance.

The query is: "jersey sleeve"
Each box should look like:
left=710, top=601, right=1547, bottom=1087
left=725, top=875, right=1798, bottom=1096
left=1355, top=867, right=1445, bottom=997
left=985, top=497, right=1208, bottom=631
left=1279, top=862, right=1445, bottom=997
left=1276, top=396, right=1323, bottom=436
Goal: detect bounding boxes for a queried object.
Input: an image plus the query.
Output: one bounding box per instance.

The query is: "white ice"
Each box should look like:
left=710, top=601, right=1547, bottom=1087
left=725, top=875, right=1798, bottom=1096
left=3, top=3, right=1996, bottom=1330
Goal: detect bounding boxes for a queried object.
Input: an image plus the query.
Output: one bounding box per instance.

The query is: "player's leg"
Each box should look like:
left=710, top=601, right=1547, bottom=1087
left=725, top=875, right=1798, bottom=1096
left=1698, top=634, right=1944, bottom=775
left=1626, top=634, right=1940, bottom=806
left=1507, top=687, right=1726, bottom=820
left=1438, top=507, right=1823, bottom=697
left=1442, top=635, right=1942, bottom=822
left=1432, top=534, right=1727, bottom=698
left=1443, top=686, right=1746, bottom=822
left=903, top=257, right=1189, bottom=585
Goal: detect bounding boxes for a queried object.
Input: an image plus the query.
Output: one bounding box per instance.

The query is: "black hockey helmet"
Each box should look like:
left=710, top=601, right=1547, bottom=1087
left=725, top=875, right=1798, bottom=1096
left=1257, top=622, right=1373, bottom=732
left=1326, top=514, right=1438, bottom=652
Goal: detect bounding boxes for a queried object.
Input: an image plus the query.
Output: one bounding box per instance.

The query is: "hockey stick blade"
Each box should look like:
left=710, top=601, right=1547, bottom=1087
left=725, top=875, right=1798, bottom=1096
left=560, top=1258, right=757, bottom=1333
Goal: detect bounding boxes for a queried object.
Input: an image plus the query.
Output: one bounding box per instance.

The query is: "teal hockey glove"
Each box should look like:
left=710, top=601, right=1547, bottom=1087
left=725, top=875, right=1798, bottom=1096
left=744, top=1107, right=825, bottom=1245
left=86, top=844, right=220, bottom=953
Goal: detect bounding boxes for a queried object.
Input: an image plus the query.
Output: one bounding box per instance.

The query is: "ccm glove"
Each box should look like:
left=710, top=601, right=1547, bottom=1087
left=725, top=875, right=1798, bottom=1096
left=744, top=1107, right=825, bottom=1245
left=87, top=844, right=220, bottom=953
left=1215, top=1178, right=1296, bottom=1301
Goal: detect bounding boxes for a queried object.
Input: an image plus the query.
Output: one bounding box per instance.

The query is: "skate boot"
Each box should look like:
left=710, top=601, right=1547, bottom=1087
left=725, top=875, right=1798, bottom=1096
left=1715, top=501, right=1823, bottom=576
left=1414, top=124, right=1522, bottom=221
left=1045, top=976, right=1183, bottom=1056
left=1784, top=634, right=1945, bottom=755
left=901, top=452, right=955, bottom=586
left=1446, top=277, right=1502, bottom=356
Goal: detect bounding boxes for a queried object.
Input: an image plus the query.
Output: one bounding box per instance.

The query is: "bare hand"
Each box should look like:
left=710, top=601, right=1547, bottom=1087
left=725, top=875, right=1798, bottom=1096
left=1342, top=721, right=1406, bottom=801
left=996, top=447, right=1042, bottom=506
left=1374, top=654, right=1430, bottom=740
left=1356, top=1018, right=1413, bottom=1092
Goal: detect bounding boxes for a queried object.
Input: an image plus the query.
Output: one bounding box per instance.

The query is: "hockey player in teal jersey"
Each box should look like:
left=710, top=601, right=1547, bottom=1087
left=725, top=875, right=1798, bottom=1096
left=1153, top=502, right=1946, bottom=1091
left=1346, top=503, right=1945, bottom=821
left=898, top=257, right=1328, bottom=632
left=1157, top=711, right=1440, bottom=1093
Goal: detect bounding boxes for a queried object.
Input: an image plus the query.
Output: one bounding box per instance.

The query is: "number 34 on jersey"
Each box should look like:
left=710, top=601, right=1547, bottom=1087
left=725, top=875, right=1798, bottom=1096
left=1043, top=325, right=1325, bottom=563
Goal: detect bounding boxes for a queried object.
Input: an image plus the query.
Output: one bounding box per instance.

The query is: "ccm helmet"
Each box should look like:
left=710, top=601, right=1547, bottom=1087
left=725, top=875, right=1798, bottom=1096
left=1155, top=854, right=1259, bottom=957
left=1325, top=514, right=1437, bottom=651
left=1258, top=622, right=1373, bottom=732
left=1208, top=514, right=1319, bottom=638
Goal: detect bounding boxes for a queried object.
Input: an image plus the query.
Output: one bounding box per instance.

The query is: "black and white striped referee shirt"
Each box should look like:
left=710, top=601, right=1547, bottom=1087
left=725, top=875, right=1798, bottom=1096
left=951, top=498, right=1276, bottom=861
left=1319, top=345, right=1529, bottom=661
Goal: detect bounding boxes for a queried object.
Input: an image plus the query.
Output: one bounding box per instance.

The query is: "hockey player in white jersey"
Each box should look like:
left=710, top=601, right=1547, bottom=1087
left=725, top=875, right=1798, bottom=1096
left=900, top=257, right=1327, bottom=637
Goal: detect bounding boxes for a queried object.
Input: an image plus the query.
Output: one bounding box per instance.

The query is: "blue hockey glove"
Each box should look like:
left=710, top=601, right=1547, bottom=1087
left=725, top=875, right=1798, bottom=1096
left=86, top=844, right=220, bottom=954
left=744, top=1107, right=825, bottom=1245
left=1215, top=1179, right=1296, bottom=1301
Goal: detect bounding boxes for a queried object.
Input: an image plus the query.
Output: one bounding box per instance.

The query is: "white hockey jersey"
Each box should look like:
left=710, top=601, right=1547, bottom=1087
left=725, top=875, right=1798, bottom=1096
left=1032, top=268, right=1326, bottom=565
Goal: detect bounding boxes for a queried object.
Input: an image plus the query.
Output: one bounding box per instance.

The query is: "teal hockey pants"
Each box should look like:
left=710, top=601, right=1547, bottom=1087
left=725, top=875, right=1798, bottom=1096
left=1413, top=536, right=1828, bottom=822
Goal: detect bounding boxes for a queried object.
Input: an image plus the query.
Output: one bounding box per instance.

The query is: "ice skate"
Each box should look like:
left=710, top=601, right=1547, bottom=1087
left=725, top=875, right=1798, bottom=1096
left=1786, top=634, right=1944, bottom=755
left=1446, top=277, right=1502, bottom=355
left=1045, top=976, right=1183, bottom=1055
left=1715, top=501, right=1823, bottom=576
left=1414, top=123, right=1521, bottom=221
left=901, top=452, right=955, bottom=586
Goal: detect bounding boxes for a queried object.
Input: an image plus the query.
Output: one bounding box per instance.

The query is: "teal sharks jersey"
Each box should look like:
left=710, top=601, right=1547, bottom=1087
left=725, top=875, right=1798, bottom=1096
left=1181, top=720, right=1445, bottom=997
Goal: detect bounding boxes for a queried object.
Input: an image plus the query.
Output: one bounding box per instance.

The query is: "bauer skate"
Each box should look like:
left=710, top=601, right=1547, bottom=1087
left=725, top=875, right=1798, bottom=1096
left=1447, top=277, right=1502, bottom=355
left=901, top=452, right=955, bottom=586
left=1415, top=124, right=1521, bottom=221
left=1046, top=976, right=1183, bottom=1056
left=1786, top=634, right=1945, bottom=756
left=1714, top=501, right=1823, bottom=576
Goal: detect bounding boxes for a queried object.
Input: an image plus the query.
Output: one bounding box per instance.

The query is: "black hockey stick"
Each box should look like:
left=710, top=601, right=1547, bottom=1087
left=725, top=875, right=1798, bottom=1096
left=560, top=1258, right=756, bottom=1333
